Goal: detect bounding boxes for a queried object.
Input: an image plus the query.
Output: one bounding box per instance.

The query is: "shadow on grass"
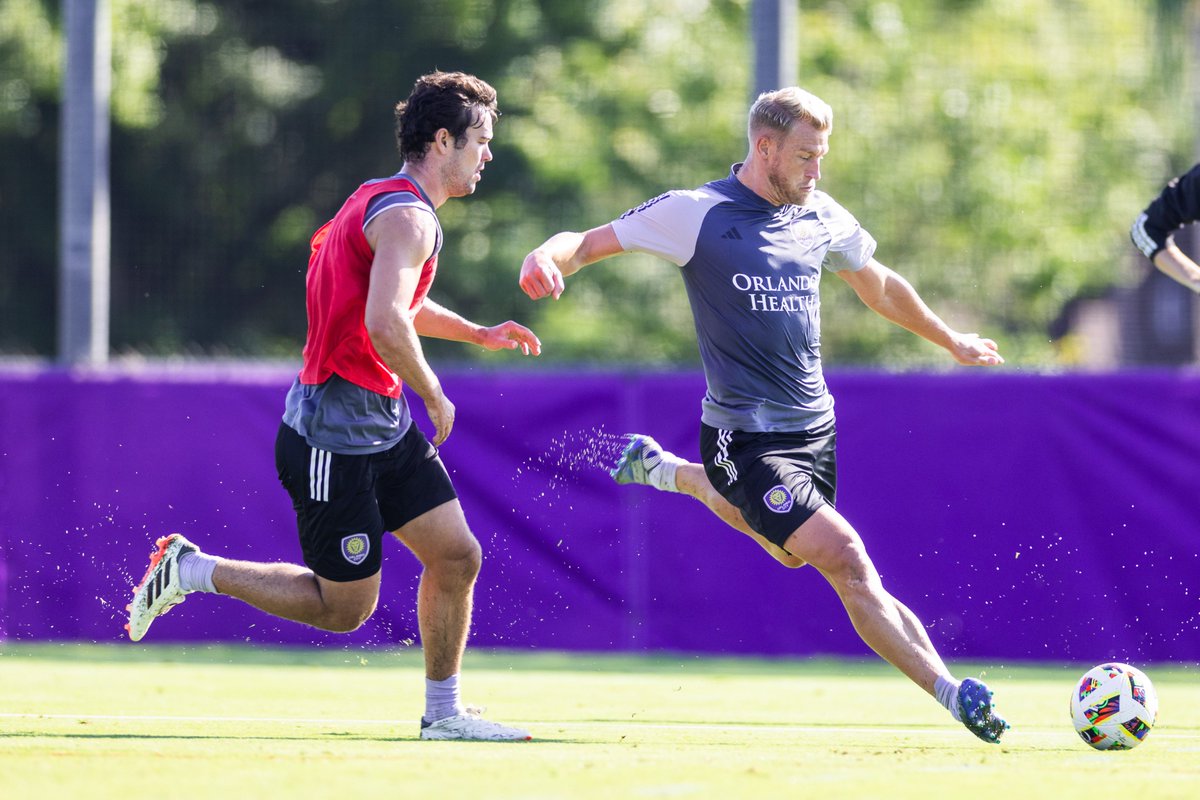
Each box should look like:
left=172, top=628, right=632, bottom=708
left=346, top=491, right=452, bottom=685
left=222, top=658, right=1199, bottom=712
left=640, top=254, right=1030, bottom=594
left=2, top=643, right=1195, bottom=682
left=0, top=730, right=575, bottom=744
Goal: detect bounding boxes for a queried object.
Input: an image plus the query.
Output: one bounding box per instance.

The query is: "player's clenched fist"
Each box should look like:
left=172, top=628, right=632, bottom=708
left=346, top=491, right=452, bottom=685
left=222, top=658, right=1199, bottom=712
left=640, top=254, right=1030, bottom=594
left=519, top=249, right=565, bottom=300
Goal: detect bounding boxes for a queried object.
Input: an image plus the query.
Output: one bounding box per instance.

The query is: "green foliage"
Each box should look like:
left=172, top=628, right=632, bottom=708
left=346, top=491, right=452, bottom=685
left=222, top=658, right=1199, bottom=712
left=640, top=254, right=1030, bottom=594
left=0, top=0, right=60, bottom=355
left=503, top=0, right=1195, bottom=368
left=787, top=0, right=1192, bottom=366
left=483, top=0, right=749, bottom=365
left=0, top=0, right=1193, bottom=366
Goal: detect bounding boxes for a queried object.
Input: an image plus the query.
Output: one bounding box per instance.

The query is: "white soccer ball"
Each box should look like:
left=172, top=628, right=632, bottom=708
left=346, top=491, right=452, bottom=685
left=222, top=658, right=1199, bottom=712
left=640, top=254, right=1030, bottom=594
left=1070, top=662, right=1158, bottom=750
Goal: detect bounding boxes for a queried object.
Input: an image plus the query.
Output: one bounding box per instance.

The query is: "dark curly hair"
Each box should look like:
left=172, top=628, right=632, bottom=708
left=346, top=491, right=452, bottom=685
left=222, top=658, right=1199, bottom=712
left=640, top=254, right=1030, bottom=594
left=394, top=71, right=499, bottom=163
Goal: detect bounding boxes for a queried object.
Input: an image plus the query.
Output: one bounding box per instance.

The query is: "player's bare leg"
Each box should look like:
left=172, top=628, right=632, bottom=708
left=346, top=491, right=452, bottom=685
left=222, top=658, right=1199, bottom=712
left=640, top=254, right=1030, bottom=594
left=678, top=465, right=949, bottom=686
left=613, top=435, right=803, bottom=567
left=782, top=505, right=947, bottom=693
left=780, top=506, right=1006, bottom=742
left=126, top=531, right=382, bottom=641
left=212, top=560, right=380, bottom=632
left=393, top=499, right=531, bottom=741
left=674, top=463, right=806, bottom=567
left=612, top=433, right=1006, bottom=742
left=391, top=499, right=481, bottom=681
left=615, top=434, right=947, bottom=691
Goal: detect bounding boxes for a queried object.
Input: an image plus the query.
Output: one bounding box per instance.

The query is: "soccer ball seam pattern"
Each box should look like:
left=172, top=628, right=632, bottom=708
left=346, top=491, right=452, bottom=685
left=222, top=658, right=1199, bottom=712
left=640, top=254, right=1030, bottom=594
left=1070, top=662, right=1158, bottom=751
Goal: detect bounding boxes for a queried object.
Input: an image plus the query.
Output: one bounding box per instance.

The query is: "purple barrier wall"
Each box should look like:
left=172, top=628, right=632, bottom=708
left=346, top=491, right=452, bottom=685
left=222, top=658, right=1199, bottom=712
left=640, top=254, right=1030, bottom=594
left=1, top=366, right=1197, bottom=662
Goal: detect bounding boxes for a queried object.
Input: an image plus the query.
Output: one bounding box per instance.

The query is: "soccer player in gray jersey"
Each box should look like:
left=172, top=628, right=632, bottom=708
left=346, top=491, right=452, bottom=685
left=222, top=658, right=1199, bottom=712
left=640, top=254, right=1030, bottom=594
left=520, top=87, right=1009, bottom=744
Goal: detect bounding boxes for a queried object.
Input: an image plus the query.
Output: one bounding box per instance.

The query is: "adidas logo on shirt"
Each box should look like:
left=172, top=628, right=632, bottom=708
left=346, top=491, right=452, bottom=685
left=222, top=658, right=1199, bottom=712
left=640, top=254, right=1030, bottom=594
left=720, top=227, right=743, bottom=240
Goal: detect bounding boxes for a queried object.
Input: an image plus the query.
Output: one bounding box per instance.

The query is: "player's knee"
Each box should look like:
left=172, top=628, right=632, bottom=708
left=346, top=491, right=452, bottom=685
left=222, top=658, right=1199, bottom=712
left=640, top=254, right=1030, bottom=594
left=777, top=551, right=806, bottom=569
left=322, top=597, right=377, bottom=633
left=437, top=535, right=483, bottom=585
left=828, top=543, right=878, bottom=592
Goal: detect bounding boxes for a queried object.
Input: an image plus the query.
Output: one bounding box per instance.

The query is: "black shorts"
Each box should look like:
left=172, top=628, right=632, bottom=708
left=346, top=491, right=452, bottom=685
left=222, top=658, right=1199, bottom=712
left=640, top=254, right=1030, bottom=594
left=275, top=422, right=458, bottom=582
left=700, top=422, right=837, bottom=549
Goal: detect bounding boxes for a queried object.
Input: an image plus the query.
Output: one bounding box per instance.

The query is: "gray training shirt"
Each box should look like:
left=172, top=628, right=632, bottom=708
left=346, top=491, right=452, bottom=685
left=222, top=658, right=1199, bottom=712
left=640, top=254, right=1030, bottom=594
left=609, top=163, right=876, bottom=434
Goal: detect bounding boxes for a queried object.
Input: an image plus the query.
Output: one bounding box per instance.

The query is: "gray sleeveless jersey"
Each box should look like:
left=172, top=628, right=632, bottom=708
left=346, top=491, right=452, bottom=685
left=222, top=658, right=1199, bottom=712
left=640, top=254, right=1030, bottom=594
left=283, top=373, right=411, bottom=454
left=609, top=164, right=876, bottom=433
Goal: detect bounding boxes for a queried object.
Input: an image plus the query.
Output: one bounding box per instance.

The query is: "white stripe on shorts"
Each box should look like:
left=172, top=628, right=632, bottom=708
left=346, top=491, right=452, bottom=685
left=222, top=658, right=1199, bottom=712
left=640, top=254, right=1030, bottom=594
left=714, top=428, right=738, bottom=484
left=309, top=447, right=331, bottom=502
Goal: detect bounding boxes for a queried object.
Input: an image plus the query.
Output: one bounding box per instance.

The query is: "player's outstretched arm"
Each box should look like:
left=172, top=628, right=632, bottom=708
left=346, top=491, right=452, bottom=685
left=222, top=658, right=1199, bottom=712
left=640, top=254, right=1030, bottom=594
left=414, top=301, right=542, bottom=356
left=1153, top=242, right=1200, bottom=294
left=520, top=225, right=625, bottom=300
left=838, top=258, right=1004, bottom=367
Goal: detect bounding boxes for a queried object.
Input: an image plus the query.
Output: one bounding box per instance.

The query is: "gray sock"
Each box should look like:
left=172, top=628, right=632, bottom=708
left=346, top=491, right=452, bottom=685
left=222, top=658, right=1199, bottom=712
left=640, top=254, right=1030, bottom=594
left=178, top=550, right=219, bottom=594
left=424, top=674, right=463, bottom=723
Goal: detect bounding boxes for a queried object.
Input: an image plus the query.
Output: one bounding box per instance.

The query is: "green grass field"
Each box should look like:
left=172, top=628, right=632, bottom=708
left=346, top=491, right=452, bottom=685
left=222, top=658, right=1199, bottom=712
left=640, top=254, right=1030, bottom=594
left=1, top=644, right=1197, bottom=799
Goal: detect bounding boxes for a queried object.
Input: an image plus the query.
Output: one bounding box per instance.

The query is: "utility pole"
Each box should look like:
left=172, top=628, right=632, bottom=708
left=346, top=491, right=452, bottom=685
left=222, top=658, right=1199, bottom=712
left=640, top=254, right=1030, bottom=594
left=58, top=0, right=111, bottom=365
left=751, top=0, right=798, bottom=98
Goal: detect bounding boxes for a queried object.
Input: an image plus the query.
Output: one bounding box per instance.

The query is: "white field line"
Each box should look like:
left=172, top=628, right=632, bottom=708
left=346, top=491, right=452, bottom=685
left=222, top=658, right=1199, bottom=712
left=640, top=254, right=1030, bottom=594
left=0, top=712, right=1196, bottom=740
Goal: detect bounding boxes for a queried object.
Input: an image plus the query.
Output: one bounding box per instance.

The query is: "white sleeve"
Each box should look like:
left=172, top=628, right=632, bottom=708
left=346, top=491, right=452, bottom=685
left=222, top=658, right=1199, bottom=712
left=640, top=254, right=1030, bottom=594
left=815, top=193, right=877, bottom=272
left=610, top=189, right=723, bottom=266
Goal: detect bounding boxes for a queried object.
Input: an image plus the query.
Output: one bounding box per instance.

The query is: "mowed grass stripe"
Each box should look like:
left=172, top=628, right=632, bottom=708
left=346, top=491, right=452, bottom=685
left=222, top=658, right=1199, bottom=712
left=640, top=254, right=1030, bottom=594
left=3, top=712, right=1199, bottom=741
left=1, top=645, right=1198, bottom=799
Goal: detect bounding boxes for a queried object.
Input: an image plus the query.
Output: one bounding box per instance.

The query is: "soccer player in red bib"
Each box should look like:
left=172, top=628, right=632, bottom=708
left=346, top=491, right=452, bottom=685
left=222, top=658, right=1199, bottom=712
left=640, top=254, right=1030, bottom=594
left=128, top=71, right=538, bottom=741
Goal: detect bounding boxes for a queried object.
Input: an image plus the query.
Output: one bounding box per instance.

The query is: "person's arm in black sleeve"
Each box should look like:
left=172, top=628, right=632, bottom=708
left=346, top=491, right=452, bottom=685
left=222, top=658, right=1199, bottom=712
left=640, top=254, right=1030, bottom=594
left=1131, top=164, right=1200, bottom=293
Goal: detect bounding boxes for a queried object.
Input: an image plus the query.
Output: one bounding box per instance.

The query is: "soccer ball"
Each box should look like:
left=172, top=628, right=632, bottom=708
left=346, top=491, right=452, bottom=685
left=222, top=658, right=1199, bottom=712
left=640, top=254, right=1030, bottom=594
left=1070, top=662, right=1158, bottom=750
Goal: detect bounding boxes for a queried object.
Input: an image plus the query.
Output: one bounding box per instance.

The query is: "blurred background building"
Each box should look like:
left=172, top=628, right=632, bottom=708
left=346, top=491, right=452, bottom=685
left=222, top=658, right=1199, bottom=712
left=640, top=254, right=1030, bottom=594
left=1053, top=241, right=1200, bottom=369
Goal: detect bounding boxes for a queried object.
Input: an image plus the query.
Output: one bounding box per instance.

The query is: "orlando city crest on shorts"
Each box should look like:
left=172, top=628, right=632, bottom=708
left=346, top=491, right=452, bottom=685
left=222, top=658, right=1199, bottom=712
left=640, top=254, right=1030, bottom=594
left=341, top=533, right=370, bottom=565
left=763, top=484, right=794, bottom=514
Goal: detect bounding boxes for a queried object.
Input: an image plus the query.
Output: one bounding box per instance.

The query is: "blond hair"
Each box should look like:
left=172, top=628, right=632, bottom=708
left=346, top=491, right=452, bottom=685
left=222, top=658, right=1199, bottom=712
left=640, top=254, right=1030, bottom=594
left=747, top=87, right=833, bottom=140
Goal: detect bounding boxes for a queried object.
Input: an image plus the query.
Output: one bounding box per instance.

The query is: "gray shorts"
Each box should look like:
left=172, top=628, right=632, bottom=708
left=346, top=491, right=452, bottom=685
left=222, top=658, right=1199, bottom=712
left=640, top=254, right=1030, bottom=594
left=700, top=422, right=837, bottom=548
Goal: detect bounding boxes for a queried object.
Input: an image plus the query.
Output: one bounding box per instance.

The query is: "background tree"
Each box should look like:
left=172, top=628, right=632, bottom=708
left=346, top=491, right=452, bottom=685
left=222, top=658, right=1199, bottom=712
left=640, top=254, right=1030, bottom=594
left=0, top=0, right=1193, bottom=367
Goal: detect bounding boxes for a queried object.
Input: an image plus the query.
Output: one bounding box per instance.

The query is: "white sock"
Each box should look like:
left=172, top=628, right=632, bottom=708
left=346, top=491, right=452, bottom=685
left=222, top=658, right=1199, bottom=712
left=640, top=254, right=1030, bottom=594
left=935, top=675, right=962, bottom=721
left=424, top=674, right=464, bottom=723
left=178, top=550, right=219, bottom=594
left=650, top=451, right=686, bottom=493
